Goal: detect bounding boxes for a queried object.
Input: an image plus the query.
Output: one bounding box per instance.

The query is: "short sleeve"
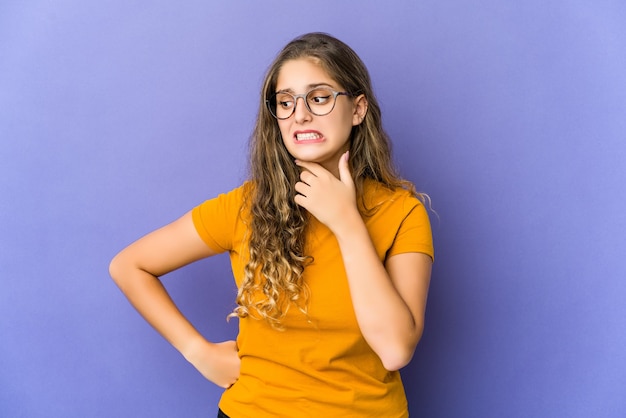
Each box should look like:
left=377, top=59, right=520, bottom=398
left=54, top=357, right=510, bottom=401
left=387, top=198, right=434, bottom=261
left=191, top=184, right=247, bottom=253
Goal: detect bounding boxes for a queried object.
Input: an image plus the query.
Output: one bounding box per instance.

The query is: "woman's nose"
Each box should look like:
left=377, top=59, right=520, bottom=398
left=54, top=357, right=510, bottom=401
left=293, top=96, right=312, bottom=123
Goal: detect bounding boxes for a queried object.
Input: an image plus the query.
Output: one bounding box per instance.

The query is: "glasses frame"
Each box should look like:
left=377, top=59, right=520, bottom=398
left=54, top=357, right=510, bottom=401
left=266, top=88, right=352, bottom=120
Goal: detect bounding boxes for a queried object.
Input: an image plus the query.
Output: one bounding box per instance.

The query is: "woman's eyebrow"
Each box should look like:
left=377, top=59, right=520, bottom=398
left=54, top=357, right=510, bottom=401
left=276, top=83, right=335, bottom=93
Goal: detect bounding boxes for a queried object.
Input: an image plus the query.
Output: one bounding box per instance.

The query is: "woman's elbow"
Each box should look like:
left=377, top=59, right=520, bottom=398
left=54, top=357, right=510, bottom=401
left=108, top=252, right=129, bottom=287
left=380, top=346, right=415, bottom=371
left=380, top=327, right=424, bottom=371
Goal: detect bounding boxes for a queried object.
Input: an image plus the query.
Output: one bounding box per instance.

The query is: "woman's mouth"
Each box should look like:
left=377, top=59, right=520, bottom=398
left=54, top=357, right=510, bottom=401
left=294, top=131, right=324, bottom=143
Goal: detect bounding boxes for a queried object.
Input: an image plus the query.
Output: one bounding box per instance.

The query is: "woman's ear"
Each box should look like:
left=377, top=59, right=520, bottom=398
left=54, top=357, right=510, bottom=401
left=352, top=94, right=368, bottom=126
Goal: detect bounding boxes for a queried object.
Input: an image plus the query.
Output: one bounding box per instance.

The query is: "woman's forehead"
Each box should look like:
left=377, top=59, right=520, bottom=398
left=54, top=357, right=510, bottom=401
left=275, top=58, right=339, bottom=91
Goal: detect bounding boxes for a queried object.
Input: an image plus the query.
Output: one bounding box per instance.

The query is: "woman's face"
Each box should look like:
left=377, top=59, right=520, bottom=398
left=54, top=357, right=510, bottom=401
left=274, top=58, right=366, bottom=176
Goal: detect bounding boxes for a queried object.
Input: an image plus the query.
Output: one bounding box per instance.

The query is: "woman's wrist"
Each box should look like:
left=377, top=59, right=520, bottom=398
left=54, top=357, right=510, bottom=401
left=329, top=207, right=366, bottom=241
left=181, top=334, right=213, bottom=364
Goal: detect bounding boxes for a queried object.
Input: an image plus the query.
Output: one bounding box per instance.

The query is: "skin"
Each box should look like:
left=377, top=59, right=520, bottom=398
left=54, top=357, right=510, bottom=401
left=275, top=58, right=365, bottom=176
left=295, top=155, right=432, bottom=369
left=109, top=212, right=240, bottom=388
left=109, top=57, right=432, bottom=391
left=281, top=58, right=432, bottom=369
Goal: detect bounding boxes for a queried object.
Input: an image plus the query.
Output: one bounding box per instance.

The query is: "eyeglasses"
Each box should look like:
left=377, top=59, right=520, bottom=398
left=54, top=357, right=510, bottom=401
left=266, top=87, right=352, bottom=120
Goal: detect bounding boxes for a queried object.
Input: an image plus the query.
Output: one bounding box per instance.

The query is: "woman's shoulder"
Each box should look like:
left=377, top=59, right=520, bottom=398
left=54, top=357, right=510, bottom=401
left=363, top=178, right=422, bottom=208
left=210, top=181, right=255, bottom=201
left=194, top=182, right=254, bottom=215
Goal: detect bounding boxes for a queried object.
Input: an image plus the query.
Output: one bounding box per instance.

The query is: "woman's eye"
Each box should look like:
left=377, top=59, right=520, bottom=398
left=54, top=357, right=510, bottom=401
left=278, top=100, right=293, bottom=109
left=312, top=95, right=330, bottom=104
left=307, top=89, right=333, bottom=105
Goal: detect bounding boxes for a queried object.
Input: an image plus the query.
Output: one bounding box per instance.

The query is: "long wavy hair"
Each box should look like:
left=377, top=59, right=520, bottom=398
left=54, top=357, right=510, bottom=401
left=231, top=33, right=417, bottom=328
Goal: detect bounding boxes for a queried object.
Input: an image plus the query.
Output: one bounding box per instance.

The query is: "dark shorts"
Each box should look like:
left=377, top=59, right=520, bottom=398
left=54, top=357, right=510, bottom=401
left=217, top=408, right=229, bottom=418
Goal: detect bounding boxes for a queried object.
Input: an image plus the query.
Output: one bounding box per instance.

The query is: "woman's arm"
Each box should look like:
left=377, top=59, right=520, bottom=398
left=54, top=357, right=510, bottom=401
left=331, top=218, right=432, bottom=371
left=294, top=154, right=432, bottom=371
left=109, top=211, right=240, bottom=388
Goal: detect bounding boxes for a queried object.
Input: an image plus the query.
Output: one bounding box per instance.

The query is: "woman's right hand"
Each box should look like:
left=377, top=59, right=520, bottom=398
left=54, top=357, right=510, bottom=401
left=185, top=339, right=241, bottom=388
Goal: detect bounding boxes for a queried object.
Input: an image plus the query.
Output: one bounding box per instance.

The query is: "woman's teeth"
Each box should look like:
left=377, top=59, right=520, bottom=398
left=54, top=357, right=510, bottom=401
left=296, top=132, right=321, bottom=141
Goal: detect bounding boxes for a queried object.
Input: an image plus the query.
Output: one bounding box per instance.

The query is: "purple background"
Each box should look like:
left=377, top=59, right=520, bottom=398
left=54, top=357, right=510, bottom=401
left=2, top=1, right=625, bottom=417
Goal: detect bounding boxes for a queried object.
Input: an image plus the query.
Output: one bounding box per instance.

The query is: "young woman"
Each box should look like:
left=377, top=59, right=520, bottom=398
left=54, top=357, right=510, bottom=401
left=110, top=32, right=434, bottom=418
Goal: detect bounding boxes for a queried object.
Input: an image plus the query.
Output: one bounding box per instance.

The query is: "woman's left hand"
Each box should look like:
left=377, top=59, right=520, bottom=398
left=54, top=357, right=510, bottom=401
left=294, top=151, right=358, bottom=233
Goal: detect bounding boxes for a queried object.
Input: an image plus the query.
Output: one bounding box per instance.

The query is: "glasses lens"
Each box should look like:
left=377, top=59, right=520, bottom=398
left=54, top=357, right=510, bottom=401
left=271, top=92, right=295, bottom=119
left=268, top=88, right=342, bottom=119
left=306, top=88, right=336, bottom=116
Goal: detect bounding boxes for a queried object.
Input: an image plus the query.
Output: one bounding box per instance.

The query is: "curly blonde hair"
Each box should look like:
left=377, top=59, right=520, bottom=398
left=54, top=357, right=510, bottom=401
left=231, top=33, right=416, bottom=328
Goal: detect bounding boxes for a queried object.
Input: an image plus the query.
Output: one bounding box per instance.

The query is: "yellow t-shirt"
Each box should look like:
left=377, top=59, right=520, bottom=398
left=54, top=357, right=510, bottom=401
left=192, top=180, right=434, bottom=418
